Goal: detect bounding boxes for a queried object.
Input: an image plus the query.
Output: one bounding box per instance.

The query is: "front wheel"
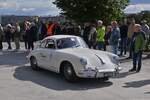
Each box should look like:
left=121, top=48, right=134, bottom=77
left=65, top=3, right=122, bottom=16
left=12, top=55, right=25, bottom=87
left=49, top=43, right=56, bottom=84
left=101, top=77, right=109, bottom=81
left=63, top=63, right=77, bottom=82
left=30, top=57, right=39, bottom=70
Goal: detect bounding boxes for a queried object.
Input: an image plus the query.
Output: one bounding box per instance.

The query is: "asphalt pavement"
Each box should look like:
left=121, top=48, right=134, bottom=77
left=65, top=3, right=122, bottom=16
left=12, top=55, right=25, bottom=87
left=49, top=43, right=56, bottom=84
left=0, top=43, right=150, bottom=100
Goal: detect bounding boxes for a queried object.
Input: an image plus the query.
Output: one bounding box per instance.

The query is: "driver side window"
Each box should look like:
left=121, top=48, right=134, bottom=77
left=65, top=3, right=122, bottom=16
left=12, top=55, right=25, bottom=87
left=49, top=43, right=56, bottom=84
left=45, top=39, right=55, bottom=49
left=40, top=40, right=47, bottom=48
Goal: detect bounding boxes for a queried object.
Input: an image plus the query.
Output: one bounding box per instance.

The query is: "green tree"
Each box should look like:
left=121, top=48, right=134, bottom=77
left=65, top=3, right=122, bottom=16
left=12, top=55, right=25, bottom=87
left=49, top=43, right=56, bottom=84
left=53, top=0, right=129, bottom=24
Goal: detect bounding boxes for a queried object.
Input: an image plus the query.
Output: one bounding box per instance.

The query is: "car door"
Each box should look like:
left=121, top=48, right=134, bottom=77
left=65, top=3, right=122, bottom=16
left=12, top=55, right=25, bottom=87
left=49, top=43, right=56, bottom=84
left=36, top=39, right=47, bottom=68
left=41, top=39, right=57, bottom=72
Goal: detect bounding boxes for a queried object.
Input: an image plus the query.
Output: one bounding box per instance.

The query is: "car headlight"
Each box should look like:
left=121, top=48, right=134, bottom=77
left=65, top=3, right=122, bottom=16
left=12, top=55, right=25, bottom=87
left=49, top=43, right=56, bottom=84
left=80, top=58, right=87, bottom=65
left=111, top=56, right=120, bottom=65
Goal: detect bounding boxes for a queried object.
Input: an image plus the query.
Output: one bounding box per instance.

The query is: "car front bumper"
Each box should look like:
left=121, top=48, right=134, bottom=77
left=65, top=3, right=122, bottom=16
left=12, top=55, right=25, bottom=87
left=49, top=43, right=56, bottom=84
left=78, top=67, right=122, bottom=78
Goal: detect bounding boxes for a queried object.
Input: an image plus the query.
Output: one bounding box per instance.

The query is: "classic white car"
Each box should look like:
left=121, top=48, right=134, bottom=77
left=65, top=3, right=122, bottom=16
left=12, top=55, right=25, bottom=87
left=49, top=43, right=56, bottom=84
left=28, top=35, right=121, bottom=82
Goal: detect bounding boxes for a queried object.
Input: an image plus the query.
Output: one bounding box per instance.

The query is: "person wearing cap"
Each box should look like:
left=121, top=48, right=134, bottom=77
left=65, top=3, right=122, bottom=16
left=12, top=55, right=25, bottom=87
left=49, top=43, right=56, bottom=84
left=96, top=20, right=105, bottom=50
left=129, top=24, right=145, bottom=72
left=109, top=21, right=120, bottom=54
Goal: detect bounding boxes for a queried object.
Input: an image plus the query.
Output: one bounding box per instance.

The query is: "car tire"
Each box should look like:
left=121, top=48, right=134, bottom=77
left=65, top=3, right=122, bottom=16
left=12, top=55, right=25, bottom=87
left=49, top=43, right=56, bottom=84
left=101, top=77, right=109, bottom=81
left=63, top=63, right=77, bottom=82
left=30, top=57, right=39, bottom=71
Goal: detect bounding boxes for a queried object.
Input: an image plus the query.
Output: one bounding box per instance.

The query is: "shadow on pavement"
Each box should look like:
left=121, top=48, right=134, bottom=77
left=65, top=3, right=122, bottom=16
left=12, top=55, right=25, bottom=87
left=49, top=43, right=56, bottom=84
left=0, top=50, right=28, bottom=67
left=13, top=66, right=113, bottom=91
left=112, top=71, right=136, bottom=79
left=123, top=79, right=150, bottom=88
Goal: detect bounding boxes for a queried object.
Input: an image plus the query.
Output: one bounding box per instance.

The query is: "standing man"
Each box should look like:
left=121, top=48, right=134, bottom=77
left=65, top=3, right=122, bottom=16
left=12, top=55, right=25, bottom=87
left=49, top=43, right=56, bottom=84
left=47, top=21, right=55, bottom=36
left=119, top=20, right=128, bottom=56
left=110, top=21, right=120, bottom=55
left=0, top=24, right=3, bottom=50
left=14, top=23, right=21, bottom=51
left=129, top=24, right=145, bottom=72
left=5, top=24, right=12, bottom=50
left=97, top=20, right=105, bottom=50
left=39, top=21, right=47, bottom=40
left=128, top=19, right=135, bottom=58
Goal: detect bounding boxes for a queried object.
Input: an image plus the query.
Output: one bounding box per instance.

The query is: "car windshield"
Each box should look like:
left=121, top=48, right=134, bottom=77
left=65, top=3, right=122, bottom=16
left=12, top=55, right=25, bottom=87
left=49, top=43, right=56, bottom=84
left=57, top=37, right=80, bottom=49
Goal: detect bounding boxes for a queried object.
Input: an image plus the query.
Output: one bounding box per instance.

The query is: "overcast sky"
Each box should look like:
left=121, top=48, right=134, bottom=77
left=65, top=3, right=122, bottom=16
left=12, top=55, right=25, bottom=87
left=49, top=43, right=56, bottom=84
left=0, top=0, right=150, bottom=16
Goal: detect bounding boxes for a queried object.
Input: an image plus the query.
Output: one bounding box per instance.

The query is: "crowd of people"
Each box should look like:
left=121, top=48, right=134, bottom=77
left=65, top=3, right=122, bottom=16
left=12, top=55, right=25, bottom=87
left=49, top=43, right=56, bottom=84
left=0, top=18, right=149, bottom=72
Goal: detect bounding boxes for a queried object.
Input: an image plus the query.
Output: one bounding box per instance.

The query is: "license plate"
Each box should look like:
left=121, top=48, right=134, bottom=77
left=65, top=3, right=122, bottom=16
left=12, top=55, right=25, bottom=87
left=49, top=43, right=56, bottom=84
left=104, top=73, right=113, bottom=77
left=97, top=73, right=104, bottom=77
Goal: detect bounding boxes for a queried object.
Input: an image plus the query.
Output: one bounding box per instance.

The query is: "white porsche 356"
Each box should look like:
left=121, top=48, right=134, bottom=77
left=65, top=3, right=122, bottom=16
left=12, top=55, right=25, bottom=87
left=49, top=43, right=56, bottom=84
left=28, top=35, right=121, bottom=82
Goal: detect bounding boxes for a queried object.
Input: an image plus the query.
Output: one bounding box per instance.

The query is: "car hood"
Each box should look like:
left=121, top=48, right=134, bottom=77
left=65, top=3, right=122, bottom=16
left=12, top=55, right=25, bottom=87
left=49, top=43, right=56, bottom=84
left=58, top=48, right=118, bottom=70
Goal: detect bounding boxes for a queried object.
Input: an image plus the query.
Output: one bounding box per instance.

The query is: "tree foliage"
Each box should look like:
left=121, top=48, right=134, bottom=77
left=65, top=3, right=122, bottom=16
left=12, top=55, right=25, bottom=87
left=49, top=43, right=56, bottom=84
left=53, top=0, right=129, bottom=24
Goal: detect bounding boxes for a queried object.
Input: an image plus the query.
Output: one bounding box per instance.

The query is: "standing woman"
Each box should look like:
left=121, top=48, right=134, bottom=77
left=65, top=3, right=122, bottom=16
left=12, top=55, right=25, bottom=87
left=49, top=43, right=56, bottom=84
left=14, top=23, right=21, bottom=50
left=27, top=22, right=38, bottom=51
left=88, top=23, right=97, bottom=49
left=104, top=26, right=112, bottom=51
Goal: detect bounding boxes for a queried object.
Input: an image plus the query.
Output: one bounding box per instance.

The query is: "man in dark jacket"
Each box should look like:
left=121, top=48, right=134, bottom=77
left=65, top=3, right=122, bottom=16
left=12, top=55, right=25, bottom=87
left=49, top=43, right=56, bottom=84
left=27, top=22, right=38, bottom=50
left=5, top=24, right=12, bottom=50
left=119, top=21, right=128, bottom=56
left=39, top=21, right=47, bottom=40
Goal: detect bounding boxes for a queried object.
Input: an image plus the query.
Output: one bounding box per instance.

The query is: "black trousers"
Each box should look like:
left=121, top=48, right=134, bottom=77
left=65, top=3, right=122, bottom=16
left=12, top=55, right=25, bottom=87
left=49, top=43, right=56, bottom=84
left=0, top=40, right=3, bottom=50
left=28, top=41, right=34, bottom=50
left=6, top=38, right=12, bottom=49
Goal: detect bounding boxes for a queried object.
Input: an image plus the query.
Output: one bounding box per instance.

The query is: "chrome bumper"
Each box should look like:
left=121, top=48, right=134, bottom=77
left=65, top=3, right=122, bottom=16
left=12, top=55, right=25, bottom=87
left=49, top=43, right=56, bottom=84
left=78, top=67, right=122, bottom=78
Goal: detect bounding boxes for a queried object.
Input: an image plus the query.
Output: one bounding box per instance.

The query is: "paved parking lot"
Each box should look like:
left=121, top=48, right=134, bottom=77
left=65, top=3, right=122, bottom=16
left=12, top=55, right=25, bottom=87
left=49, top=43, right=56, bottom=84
left=0, top=43, right=150, bottom=100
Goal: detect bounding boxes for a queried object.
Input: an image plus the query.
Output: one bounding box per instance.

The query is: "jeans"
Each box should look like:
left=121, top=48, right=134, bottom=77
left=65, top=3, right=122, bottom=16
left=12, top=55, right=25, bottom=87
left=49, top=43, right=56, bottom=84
left=111, top=45, right=118, bottom=54
left=98, top=41, right=104, bottom=50
left=120, top=37, right=127, bottom=55
left=133, top=51, right=142, bottom=71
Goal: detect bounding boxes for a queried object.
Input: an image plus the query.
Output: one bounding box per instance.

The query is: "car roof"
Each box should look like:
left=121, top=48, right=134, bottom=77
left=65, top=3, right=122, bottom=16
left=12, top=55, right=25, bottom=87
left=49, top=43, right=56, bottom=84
left=44, top=35, right=79, bottom=40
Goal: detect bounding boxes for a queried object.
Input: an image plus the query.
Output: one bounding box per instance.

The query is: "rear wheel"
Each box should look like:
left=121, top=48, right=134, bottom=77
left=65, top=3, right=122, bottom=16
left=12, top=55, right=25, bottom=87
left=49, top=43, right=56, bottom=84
left=62, top=62, right=77, bottom=82
left=30, top=57, right=39, bottom=70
